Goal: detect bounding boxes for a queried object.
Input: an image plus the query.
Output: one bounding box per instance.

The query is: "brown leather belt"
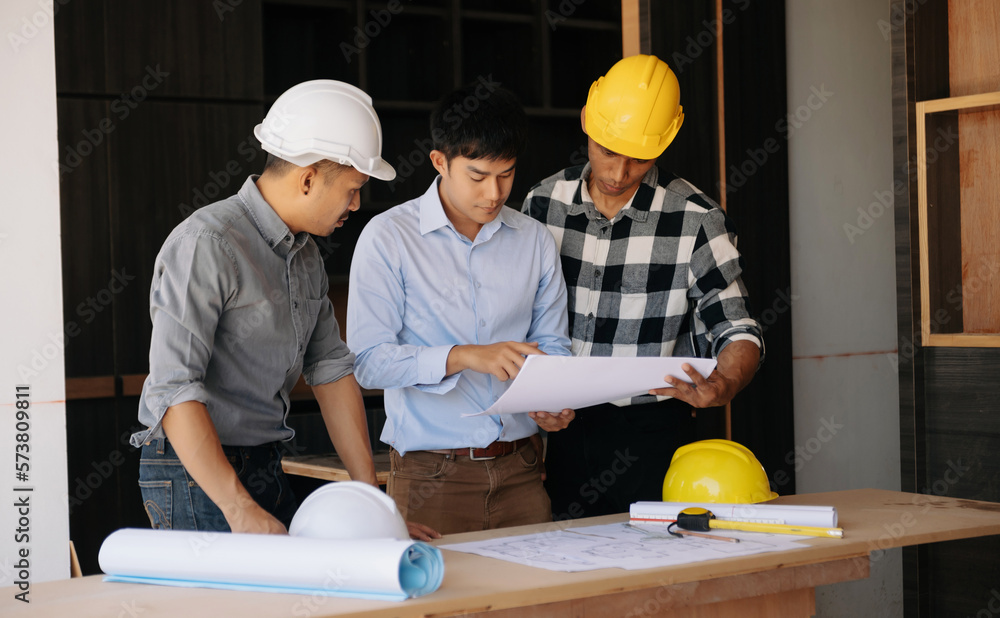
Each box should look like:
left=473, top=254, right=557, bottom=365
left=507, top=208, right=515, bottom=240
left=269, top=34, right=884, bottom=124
left=425, top=437, right=531, bottom=461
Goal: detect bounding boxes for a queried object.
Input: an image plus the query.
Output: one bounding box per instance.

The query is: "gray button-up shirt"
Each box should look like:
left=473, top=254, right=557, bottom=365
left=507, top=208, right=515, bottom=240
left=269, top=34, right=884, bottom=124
left=132, top=176, right=355, bottom=447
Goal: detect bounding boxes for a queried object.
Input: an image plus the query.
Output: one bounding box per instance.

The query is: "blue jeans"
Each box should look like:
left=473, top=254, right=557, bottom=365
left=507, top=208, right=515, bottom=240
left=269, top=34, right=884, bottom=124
left=138, top=439, right=297, bottom=531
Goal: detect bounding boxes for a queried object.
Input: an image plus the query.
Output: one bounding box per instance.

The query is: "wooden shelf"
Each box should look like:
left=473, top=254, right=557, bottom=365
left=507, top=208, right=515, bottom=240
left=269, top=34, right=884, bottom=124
left=282, top=451, right=391, bottom=484
left=916, top=90, right=1000, bottom=347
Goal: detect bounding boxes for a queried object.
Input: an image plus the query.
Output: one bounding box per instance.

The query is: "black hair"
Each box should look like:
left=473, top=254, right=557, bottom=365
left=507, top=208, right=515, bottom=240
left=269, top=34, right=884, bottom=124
left=262, top=153, right=296, bottom=176
left=430, top=83, right=527, bottom=163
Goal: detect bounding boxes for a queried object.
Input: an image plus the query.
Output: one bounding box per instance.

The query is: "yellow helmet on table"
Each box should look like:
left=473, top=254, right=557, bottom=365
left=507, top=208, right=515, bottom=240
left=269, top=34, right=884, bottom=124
left=662, top=439, right=778, bottom=504
left=584, top=54, right=684, bottom=160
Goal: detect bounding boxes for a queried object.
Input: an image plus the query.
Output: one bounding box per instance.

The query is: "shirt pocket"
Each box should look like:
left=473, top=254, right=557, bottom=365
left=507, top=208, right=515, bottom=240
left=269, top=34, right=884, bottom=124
left=303, top=298, right=325, bottom=316
left=619, top=265, right=676, bottom=320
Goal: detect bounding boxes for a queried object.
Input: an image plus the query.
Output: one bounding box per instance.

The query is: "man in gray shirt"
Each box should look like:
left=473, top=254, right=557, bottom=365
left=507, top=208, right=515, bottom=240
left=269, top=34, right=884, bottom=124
left=132, top=80, right=436, bottom=539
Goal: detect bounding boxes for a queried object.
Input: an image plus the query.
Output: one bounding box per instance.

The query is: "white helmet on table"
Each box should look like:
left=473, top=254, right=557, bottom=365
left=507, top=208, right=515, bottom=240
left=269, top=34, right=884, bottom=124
left=289, top=481, right=408, bottom=540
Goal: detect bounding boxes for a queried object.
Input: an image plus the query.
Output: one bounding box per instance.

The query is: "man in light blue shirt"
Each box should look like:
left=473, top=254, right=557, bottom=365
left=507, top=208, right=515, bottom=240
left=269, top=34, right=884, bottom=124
left=348, top=86, right=575, bottom=534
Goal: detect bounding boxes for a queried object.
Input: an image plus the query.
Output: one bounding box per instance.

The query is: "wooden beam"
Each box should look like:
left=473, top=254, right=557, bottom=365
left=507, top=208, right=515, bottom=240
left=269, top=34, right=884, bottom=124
left=121, top=374, right=146, bottom=397
left=621, top=0, right=650, bottom=57
left=716, top=0, right=727, bottom=212
left=65, top=377, right=116, bottom=400
left=67, top=374, right=383, bottom=401
left=716, top=0, right=731, bottom=440
left=291, top=375, right=382, bottom=400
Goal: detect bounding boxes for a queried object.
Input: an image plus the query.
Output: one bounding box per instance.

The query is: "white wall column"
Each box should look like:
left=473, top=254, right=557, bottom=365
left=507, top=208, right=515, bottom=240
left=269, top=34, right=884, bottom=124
left=785, top=0, right=901, bottom=615
left=0, top=0, right=71, bottom=594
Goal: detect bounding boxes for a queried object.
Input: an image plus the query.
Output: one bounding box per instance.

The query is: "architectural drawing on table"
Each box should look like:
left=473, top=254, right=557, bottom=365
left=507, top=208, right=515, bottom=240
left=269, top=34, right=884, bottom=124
left=583, top=540, right=672, bottom=559
left=440, top=524, right=810, bottom=573
left=484, top=538, right=598, bottom=567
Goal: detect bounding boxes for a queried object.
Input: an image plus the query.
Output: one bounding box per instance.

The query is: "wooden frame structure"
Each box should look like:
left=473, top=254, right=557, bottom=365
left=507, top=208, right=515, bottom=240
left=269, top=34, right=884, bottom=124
left=916, top=90, right=1000, bottom=347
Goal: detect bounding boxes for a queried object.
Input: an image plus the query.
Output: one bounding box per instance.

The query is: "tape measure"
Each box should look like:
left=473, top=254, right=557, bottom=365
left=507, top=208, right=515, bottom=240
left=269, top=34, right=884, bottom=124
left=675, top=507, right=716, bottom=531
left=671, top=507, right=845, bottom=538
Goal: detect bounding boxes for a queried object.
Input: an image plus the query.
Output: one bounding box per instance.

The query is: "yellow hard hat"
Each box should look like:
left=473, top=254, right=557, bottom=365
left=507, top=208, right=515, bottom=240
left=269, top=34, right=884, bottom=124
left=662, top=439, right=779, bottom=504
left=584, top=54, right=684, bottom=160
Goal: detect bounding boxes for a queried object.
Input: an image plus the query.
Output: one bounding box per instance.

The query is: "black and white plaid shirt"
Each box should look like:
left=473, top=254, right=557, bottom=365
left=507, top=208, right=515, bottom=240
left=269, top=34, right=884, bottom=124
left=523, top=163, right=763, bottom=406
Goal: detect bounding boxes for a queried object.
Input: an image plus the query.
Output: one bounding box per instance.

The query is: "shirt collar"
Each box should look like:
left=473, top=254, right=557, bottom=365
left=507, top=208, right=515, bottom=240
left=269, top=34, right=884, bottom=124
left=568, top=163, right=659, bottom=223
left=418, top=176, right=519, bottom=239
left=237, top=175, right=299, bottom=254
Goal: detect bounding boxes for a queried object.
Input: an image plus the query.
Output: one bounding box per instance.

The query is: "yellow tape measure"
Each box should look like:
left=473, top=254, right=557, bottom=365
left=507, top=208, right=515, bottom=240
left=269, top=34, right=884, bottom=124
left=675, top=507, right=844, bottom=538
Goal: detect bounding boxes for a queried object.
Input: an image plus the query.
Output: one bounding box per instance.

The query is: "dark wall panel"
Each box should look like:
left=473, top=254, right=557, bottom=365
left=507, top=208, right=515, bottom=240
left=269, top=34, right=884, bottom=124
left=513, top=116, right=586, bottom=206
left=922, top=111, right=963, bottom=334
left=368, top=109, right=441, bottom=213
left=367, top=12, right=453, bottom=102
left=549, top=25, right=622, bottom=110
left=103, top=0, right=263, bottom=100
left=108, top=101, right=265, bottom=374
left=54, top=0, right=105, bottom=94
left=925, top=536, right=1000, bottom=618
left=65, top=399, right=126, bottom=574
left=892, top=0, right=924, bottom=500
left=262, top=2, right=358, bottom=98
left=718, top=0, right=793, bottom=495
left=58, top=98, right=115, bottom=377
left=912, top=0, right=950, bottom=102
left=923, top=348, right=1000, bottom=503
left=648, top=0, right=719, bottom=203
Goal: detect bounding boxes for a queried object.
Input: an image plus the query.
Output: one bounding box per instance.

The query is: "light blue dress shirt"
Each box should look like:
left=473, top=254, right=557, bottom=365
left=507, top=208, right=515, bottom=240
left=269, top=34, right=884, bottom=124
left=133, top=176, right=355, bottom=448
left=348, top=178, right=571, bottom=455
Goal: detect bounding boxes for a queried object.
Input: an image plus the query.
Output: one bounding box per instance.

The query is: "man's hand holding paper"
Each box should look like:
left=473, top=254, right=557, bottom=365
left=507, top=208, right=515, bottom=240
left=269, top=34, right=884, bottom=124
left=463, top=355, right=717, bottom=417
left=529, top=409, right=575, bottom=432
left=650, top=340, right=760, bottom=408
left=446, top=340, right=545, bottom=381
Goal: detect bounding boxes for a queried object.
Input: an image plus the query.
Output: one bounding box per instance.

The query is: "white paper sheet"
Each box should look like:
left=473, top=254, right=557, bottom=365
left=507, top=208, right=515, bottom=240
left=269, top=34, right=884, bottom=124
left=99, top=529, right=443, bottom=600
left=630, top=502, right=839, bottom=527
left=440, top=522, right=808, bottom=572
left=463, top=355, right=717, bottom=417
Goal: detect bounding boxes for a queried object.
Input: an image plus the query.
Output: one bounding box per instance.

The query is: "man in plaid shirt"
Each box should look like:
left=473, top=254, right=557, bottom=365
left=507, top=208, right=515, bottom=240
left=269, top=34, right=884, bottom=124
left=523, top=55, right=763, bottom=519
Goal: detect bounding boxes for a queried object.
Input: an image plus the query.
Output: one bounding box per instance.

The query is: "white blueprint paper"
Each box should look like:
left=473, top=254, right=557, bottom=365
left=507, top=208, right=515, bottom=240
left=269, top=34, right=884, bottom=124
left=99, top=529, right=443, bottom=600
left=440, top=522, right=808, bottom=572
left=462, top=355, right=717, bottom=416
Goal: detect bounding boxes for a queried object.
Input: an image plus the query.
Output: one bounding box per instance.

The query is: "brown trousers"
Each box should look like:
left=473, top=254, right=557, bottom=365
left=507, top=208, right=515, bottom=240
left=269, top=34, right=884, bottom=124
left=388, top=441, right=552, bottom=535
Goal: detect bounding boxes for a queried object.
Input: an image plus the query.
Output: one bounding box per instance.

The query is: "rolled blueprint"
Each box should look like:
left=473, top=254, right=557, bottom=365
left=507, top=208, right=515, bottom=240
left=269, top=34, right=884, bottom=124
left=99, top=528, right=443, bottom=600
left=630, top=501, right=838, bottom=528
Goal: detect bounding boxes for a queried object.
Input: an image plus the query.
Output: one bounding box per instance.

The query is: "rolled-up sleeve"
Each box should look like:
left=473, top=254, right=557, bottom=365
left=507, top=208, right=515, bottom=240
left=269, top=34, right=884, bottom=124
left=688, top=209, right=764, bottom=360
left=134, top=232, right=238, bottom=444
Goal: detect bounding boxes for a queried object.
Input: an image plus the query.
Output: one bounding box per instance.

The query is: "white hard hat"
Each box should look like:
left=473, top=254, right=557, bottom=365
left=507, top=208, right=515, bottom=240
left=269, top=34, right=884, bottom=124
left=289, top=481, right=409, bottom=541
left=253, top=79, right=396, bottom=181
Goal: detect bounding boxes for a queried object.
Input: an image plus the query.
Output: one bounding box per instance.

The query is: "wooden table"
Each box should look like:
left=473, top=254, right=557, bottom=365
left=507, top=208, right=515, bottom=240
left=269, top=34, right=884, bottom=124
left=282, top=451, right=392, bottom=484
left=5, top=489, right=1000, bottom=617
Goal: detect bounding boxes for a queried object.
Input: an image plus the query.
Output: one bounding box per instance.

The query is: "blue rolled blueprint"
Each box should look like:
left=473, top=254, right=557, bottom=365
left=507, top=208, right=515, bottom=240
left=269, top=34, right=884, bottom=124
left=99, top=528, right=443, bottom=601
